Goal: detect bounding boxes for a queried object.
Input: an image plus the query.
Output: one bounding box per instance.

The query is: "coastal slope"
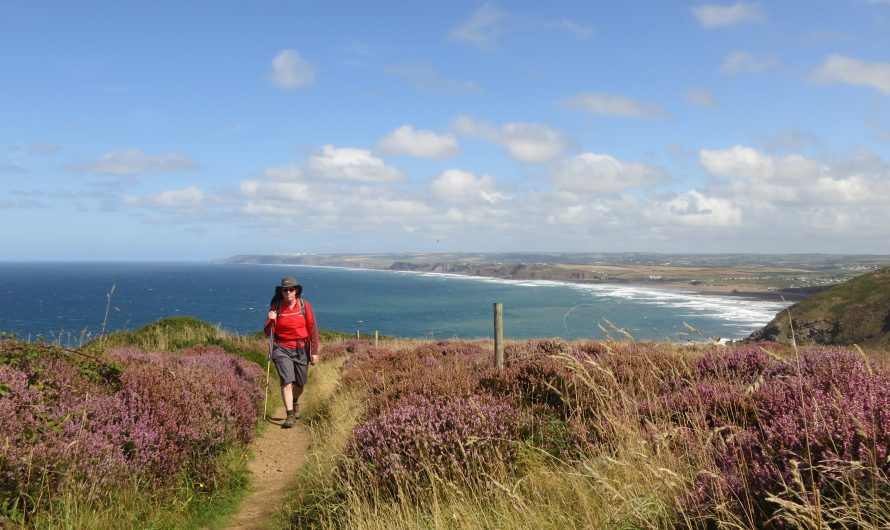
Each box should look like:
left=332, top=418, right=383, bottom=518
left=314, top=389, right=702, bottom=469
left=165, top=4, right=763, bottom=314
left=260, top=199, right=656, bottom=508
left=749, top=266, right=890, bottom=347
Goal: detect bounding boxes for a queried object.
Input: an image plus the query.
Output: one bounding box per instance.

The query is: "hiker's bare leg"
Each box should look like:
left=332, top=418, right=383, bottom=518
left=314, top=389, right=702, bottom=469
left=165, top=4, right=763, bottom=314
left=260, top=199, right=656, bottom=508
left=281, top=382, right=293, bottom=412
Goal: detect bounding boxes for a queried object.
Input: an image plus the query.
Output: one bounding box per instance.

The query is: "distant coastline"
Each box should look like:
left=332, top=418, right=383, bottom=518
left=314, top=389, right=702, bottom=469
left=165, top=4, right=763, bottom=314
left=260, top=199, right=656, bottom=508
left=217, top=252, right=888, bottom=303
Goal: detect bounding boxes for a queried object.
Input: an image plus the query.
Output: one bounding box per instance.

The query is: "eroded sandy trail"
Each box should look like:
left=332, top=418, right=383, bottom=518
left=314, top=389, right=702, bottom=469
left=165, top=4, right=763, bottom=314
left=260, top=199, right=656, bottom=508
left=226, top=405, right=310, bottom=530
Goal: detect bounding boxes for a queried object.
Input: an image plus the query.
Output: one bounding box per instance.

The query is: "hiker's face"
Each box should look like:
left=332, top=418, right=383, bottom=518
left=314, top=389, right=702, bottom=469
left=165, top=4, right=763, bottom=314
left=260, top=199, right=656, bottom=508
left=283, top=287, right=297, bottom=299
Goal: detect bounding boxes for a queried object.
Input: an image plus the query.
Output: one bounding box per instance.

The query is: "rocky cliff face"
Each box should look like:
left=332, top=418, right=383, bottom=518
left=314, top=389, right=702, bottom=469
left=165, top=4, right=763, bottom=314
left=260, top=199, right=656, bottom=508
left=749, top=266, right=890, bottom=348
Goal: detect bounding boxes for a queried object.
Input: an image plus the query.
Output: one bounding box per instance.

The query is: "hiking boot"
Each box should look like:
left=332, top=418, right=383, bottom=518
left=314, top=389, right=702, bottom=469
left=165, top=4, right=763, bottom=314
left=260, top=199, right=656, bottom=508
left=282, top=409, right=296, bottom=429
left=293, top=403, right=301, bottom=419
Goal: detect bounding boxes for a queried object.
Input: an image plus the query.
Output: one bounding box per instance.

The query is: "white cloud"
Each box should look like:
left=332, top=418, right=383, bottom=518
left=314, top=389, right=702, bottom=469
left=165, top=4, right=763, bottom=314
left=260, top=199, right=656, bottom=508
left=452, top=115, right=568, bottom=163
left=811, top=53, right=890, bottom=94
left=702, top=145, right=890, bottom=206
left=448, top=4, right=505, bottom=48
left=270, top=49, right=315, bottom=89
left=556, top=92, right=670, bottom=119
left=375, top=125, right=460, bottom=159
left=69, top=149, right=197, bottom=176
left=550, top=153, right=666, bottom=194
left=809, top=174, right=890, bottom=205
left=261, top=145, right=404, bottom=183
left=646, top=190, right=743, bottom=227
left=123, top=186, right=206, bottom=209
left=721, top=51, right=780, bottom=75
left=700, top=145, right=775, bottom=179
left=430, top=169, right=505, bottom=204
left=685, top=88, right=718, bottom=108
left=692, top=2, right=764, bottom=28
left=240, top=180, right=311, bottom=202
left=308, top=145, right=404, bottom=182
left=700, top=145, right=824, bottom=181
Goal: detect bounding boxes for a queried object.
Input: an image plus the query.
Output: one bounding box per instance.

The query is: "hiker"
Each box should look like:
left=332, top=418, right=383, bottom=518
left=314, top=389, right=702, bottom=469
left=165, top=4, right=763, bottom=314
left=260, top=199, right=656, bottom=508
left=264, top=276, right=319, bottom=428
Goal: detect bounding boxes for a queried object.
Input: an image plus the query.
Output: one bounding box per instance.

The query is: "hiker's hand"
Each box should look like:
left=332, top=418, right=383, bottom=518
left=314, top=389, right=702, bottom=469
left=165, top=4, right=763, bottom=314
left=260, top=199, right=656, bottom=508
left=267, top=310, right=277, bottom=320
left=310, top=354, right=318, bottom=365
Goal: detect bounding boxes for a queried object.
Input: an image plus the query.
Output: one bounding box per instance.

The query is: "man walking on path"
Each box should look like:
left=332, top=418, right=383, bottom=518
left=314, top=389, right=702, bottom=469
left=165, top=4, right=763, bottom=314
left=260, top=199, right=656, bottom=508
left=264, top=276, right=319, bottom=428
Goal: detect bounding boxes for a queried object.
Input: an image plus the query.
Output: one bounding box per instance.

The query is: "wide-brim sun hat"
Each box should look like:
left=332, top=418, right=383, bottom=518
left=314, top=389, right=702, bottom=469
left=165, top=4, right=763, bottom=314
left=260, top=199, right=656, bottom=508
left=280, top=276, right=303, bottom=296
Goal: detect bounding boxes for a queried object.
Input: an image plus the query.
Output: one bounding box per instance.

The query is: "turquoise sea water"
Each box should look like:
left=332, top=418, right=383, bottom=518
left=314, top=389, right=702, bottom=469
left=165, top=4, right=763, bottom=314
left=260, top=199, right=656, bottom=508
left=0, top=262, right=790, bottom=342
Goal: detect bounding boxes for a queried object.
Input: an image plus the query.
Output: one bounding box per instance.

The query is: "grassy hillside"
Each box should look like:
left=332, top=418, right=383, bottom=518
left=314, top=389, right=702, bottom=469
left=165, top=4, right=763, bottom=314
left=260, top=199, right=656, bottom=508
left=750, top=266, right=890, bottom=348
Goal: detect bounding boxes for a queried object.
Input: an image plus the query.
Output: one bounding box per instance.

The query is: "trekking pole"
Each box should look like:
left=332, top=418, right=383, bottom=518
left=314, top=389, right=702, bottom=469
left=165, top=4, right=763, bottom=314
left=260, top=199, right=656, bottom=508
left=263, top=322, right=274, bottom=422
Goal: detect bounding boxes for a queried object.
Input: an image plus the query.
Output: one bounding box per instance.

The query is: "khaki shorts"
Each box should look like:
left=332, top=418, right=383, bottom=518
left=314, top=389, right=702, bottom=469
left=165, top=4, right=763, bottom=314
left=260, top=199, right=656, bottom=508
left=271, top=342, right=309, bottom=387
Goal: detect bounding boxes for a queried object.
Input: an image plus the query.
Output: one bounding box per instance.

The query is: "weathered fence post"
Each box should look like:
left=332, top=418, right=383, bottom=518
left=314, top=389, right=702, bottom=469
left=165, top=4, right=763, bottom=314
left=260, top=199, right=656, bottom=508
left=374, top=330, right=378, bottom=347
left=356, top=330, right=360, bottom=339
left=494, top=302, right=504, bottom=369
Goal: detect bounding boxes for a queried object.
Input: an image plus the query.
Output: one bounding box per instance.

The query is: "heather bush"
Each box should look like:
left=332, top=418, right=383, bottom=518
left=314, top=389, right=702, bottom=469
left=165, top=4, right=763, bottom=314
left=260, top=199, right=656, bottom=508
left=347, top=393, right=521, bottom=499
left=340, top=341, right=492, bottom=419
left=0, top=338, right=263, bottom=524
left=686, top=346, right=890, bottom=527
left=646, top=346, right=777, bottom=430
left=503, top=337, right=573, bottom=362
left=321, top=338, right=375, bottom=360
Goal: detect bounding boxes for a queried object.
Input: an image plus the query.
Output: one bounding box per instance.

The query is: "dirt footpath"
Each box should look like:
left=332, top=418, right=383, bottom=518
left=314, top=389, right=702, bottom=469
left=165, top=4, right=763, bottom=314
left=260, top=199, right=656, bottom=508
left=225, top=405, right=310, bottom=530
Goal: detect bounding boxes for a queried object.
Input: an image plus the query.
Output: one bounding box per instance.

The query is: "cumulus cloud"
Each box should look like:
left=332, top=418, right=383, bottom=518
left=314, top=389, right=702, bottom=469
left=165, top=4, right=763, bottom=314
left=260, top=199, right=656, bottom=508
left=375, top=125, right=460, bottom=159
left=123, top=186, right=207, bottom=209
left=691, top=2, right=764, bottom=28
left=270, top=49, right=315, bottom=89
left=383, top=63, right=480, bottom=94
left=448, top=4, right=505, bottom=48
left=239, top=180, right=311, bottom=202
left=685, top=88, right=718, bottom=108
left=700, top=145, right=823, bottom=181
left=307, top=145, right=404, bottom=182
left=555, top=92, right=670, bottom=119
left=701, top=145, right=890, bottom=206
left=646, top=190, right=743, bottom=227
left=451, top=115, right=569, bottom=163
left=721, top=51, right=780, bottom=75
left=811, top=53, right=890, bottom=94
left=550, top=153, right=667, bottom=194
left=68, top=149, right=197, bottom=176
left=260, top=145, right=404, bottom=184
left=430, top=169, right=506, bottom=204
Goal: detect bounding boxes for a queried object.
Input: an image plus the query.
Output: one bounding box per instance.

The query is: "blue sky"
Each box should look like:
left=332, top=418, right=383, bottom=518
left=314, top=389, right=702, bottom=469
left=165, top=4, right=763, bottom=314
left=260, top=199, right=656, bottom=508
left=2, top=1, right=890, bottom=260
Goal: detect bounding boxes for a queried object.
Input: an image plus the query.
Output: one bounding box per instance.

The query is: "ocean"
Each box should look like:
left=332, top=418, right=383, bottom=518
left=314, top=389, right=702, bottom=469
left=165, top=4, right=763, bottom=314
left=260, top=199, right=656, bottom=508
left=0, top=262, right=790, bottom=343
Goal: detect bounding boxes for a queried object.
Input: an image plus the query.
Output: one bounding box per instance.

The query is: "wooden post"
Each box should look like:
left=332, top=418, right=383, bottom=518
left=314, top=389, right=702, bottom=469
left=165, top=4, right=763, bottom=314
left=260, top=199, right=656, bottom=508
left=374, top=330, right=379, bottom=347
left=494, top=302, right=504, bottom=369
left=356, top=330, right=360, bottom=339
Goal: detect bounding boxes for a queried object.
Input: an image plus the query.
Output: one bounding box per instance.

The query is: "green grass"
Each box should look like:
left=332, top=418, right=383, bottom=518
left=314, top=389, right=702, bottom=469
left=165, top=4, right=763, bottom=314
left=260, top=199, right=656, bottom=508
left=25, top=445, right=253, bottom=530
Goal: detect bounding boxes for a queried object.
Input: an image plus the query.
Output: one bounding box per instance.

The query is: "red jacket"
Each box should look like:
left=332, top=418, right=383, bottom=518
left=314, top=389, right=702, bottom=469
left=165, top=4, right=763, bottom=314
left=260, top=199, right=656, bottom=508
left=264, top=298, right=319, bottom=353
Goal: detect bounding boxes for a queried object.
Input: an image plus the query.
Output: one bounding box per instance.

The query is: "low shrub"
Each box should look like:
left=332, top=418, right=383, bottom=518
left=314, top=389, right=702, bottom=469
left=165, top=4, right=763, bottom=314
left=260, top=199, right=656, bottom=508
left=0, top=339, right=263, bottom=524
left=687, top=347, right=890, bottom=527
left=347, top=393, right=521, bottom=498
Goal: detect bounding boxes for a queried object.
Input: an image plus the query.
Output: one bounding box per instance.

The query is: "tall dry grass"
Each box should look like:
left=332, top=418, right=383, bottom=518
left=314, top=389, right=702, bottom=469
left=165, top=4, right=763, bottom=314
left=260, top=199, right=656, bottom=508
left=280, top=337, right=890, bottom=529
